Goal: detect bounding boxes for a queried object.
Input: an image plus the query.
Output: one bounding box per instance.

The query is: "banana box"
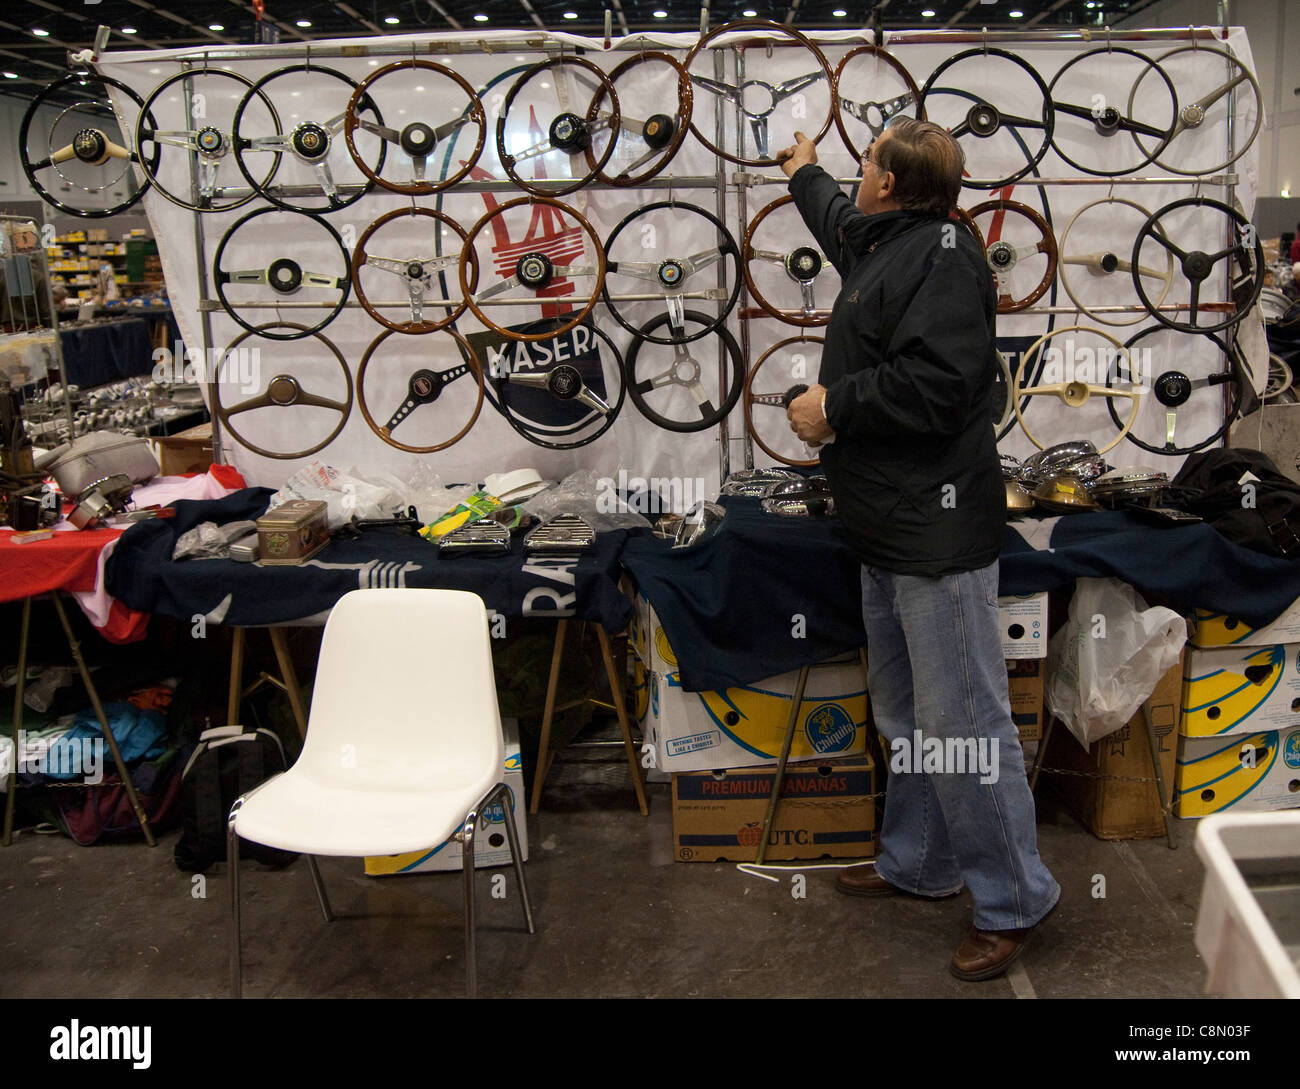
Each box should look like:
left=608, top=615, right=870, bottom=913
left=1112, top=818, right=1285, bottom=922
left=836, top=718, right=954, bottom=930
left=671, top=756, right=876, bottom=862
left=364, top=719, right=528, bottom=875
left=1174, top=728, right=1300, bottom=817
left=627, top=588, right=678, bottom=673
left=1181, top=643, right=1300, bottom=738
left=1191, top=598, right=1300, bottom=648
left=643, top=658, right=868, bottom=774
left=1000, top=593, right=1048, bottom=659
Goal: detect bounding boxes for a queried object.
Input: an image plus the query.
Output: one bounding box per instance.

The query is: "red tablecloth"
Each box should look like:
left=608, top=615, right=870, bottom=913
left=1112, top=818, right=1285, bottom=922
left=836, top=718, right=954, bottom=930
left=0, top=464, right=247, bottom=642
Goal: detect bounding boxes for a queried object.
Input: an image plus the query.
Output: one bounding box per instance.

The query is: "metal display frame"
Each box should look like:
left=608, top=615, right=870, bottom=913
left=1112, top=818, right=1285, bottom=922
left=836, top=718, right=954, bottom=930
left=67, top=16, right=1248, bottom=478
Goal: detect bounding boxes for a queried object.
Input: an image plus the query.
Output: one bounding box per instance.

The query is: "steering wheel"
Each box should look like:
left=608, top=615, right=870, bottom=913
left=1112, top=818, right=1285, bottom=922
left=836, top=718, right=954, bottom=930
left=213, top=324, right=353, bottom=460
left=744, top=336, right=823, bottom=468
left=213, top=207, right=351, bottom=341
left=832, top=45, right=924, bottom=163
left=1132, top=197, right=1264, bottom=334
left=684, top=19, right=834, bottom=167
left=356, top=327, right=485, bottom=453
left=589, top=51, right=693, bottom=187
left=1012, top=324, right=1142, bottom=454
left=232, top=63, right=385, bottom=213
left=1128, top=44, right=1264, bottom=176
left=344, top=59, right=486, bottom=195
left=918, top=48, right=1054, bottom=189
left=1058, top=197, right=1175, bottom=327
left=1106, top=326, right=1244, bottom=455
left=497, top=56, right=619, bottom=197
left=602, top=201, right=741, bottom=345
left=743, top=195, right=838, bottom=326
left=968, top=199, right=1058, bottom=313
left=20, top=72, right=159, bottom=218
left=491, top=318, right=625, bottom=450
left=1047, top=46, right=1178, bottom=177
left=136, top=68, right=279, bottom=213
left=459, top=195, right=606, bottom=343
left=626, top=310, right=745, bottom=433
left=352, top=207, right=477, bottom=334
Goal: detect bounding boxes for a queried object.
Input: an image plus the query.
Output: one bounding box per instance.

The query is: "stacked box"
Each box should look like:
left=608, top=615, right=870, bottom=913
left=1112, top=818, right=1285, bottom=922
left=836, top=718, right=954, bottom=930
left=1175, top=599, right=1300, bottom=817
left=671, top=755, right=875, bottom=862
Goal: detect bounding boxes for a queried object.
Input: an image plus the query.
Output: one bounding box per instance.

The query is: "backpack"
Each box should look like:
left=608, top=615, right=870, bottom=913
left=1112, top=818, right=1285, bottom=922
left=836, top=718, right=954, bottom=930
left=1171, top=448, right=1300, bottom=559
left=50, top=748, right=183, bottom=846
left=173, top=724, right=298, bottom=873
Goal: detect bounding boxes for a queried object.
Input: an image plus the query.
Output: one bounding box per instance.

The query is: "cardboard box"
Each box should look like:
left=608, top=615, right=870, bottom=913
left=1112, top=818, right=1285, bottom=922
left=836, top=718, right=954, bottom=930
left=364, top=719, right=528, bottom=874
left=628, top=587, right=677, bottom=672
left=1007, top=658, right=1044, bottom=742
left=999, top=593, right=1048, bottom=659
left=1042, top=660, right=1182, bottom=839
left=1190, top=599, right=1300, bottom=648
left=1181, top=643, right=1300, bottom=738
left=671, top=755, right=875, bottom=862
left=643, top=658, right=868, bottom=773
left=154, top=422, right=213, bottom=476
left=1174, top=727, right=1300, bottom=818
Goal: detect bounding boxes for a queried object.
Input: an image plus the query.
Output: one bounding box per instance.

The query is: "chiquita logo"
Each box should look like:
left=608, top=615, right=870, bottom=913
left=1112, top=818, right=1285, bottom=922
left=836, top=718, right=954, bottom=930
left=804, top=702, right=855, bottom=754
left=1284, top=730, right=1300, bottom=769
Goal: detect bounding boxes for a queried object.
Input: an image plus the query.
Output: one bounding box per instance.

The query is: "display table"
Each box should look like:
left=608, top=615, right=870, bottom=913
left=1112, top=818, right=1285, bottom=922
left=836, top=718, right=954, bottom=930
left=58, top=318, right=155, bottom=387
left=104, top=488, right=650, bottom=813
left=622, top=498, right=1300, bottom=693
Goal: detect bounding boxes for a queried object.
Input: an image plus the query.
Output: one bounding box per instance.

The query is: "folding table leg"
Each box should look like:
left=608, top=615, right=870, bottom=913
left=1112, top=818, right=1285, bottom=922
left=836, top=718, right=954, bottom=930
left=596, top=626, right=649, bottom=816
left=268, top=627, right=310, bottom=740
left=529, top=618, right=567, bottom=815
left=1140, top=702, right=1177, bottom=850
left=3, top=597, right=32, bottom=847
left=1029, top=714, right=1056, bottom=793
left=754, top=664, right=811, bottom=867
left=227, top=627, right=245, bottom=727
left=50, top=592, right=155, bottom=847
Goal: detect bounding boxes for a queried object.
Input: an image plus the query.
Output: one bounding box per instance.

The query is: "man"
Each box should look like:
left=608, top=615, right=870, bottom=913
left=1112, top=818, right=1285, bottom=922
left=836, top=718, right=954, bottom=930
left=776, top=119, right=1059, bottom=982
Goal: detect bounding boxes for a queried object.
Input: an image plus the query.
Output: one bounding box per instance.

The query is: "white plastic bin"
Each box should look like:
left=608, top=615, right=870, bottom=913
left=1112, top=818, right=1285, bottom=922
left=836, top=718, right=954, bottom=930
left=1194, top=812, right=1300, bottom=998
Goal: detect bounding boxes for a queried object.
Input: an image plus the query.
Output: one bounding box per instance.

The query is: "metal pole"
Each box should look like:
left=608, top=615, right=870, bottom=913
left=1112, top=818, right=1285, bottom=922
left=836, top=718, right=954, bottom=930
left=714, top=43, right=731, bottom=485
left=180, top=62, right=225, bottom=466
left=733, top=43, right=756, bottom=472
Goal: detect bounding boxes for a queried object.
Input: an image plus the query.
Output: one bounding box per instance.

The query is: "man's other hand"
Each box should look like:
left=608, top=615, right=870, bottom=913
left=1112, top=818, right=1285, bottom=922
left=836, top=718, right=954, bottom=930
left=776, top=131, right=818, bottom=179
left=788, top=383, right=834, bottom=444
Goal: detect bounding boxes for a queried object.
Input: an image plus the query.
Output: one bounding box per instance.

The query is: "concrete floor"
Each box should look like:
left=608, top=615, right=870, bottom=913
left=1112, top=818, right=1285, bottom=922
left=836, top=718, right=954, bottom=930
left=0, top=748, right=1212, bottom=1000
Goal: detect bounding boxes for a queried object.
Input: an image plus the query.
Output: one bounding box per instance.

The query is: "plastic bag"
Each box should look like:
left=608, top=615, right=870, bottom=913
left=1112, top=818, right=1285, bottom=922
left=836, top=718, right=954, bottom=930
left=1044, top=577, right=1187, bottom=746
left=524, top=469, right=651, bottom=532
left=267, top=461, right=405, bottom=530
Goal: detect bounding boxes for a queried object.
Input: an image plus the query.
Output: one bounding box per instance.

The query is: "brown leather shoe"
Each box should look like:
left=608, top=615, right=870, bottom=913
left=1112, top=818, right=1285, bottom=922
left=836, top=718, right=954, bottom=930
left=835, top=864, right=900, bottom=898
left=949, top=925, right=1031, bottom=981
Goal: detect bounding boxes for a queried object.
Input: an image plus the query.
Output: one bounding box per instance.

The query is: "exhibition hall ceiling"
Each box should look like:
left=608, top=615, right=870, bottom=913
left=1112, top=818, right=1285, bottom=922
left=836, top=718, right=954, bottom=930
left=1, top=0, right=1149, bottom=99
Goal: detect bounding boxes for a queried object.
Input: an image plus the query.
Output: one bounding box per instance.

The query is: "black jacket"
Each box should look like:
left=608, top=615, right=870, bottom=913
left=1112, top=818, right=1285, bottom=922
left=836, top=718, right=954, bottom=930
left=788, top=164, right=1005, bottom=575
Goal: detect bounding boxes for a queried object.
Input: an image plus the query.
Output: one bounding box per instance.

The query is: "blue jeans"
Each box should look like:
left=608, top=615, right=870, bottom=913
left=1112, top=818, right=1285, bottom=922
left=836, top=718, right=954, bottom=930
left=862, top=561, right=1059, bottom=931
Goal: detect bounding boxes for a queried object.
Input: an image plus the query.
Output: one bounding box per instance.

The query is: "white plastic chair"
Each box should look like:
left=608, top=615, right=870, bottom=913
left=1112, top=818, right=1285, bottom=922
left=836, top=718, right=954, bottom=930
left=226, top=588, right=535, bottom=997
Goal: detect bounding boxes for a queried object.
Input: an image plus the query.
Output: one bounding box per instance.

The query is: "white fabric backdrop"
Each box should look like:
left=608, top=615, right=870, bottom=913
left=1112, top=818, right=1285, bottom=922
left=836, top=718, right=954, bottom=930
left=88, top=26, right=1262, bottom=496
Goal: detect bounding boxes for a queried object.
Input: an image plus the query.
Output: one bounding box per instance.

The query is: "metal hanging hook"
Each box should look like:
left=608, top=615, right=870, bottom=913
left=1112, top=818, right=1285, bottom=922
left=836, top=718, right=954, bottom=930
left=982, top=27, right=989, bottom=57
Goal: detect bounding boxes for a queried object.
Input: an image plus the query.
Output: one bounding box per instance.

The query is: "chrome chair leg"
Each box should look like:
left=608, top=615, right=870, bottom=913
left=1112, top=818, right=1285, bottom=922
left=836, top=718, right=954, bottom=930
left=305, top=855, right=333, bottom=922
left=459, top=810, right=479, bottom=998
left=492, top=783, right=535, bottom=934
left=227, top=813, right=242, bottom=999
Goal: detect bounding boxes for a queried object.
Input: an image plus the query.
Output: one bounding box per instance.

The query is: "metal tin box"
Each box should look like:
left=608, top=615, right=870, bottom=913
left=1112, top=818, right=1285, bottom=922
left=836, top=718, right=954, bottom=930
left=256, top=499, right=329, bottom=565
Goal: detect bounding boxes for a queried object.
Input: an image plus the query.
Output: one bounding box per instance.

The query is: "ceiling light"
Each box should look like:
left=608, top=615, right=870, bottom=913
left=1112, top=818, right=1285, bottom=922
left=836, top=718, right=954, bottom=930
left=384, top=16, right=400, bottom=24
left=1085, top=1, right=1096, bottom=6
left=32, top=28, right=49, bottom=37
left=368, top=59, right=379, bottom=66
left=832, top=8, right=847, bottom=15
left=209, top=23, right=225, bottom=31
left=296, top=20, right=312, bottom=28
left=1009, top=9, right=1024, bottom=16
left=2, top=72, right=18, bottom=79
left=921, top=8, right=936, bottom=16
left=122, top=27, right=138, bottom=34
left=474, top=13, right=489, bottom=21
left=563, top=11, right=579, bottom=18
left=653, top=9, right=669, bottom=17
left=742, top=9, right=758, bottom=16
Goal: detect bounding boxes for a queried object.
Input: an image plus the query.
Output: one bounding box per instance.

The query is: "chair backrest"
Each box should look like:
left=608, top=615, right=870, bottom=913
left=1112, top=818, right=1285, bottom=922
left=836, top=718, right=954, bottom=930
left=295, top=589, right=504, bottom=796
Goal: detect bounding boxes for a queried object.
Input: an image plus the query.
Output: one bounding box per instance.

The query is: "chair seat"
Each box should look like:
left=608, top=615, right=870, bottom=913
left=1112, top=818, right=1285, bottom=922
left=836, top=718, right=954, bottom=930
left=233, top=769, right=491, bottom=858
